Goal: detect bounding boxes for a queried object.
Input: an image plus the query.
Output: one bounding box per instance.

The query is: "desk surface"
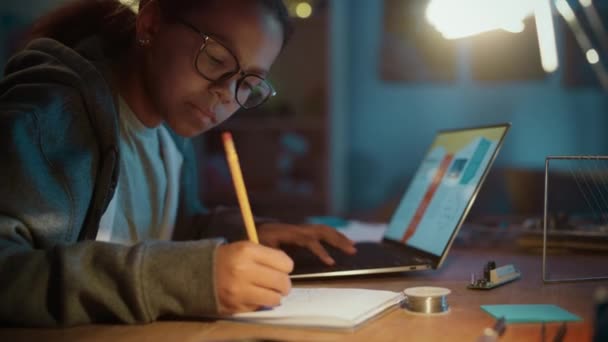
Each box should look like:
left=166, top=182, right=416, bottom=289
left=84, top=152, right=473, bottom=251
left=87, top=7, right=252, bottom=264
left=1, top=247, right=606, bottom=342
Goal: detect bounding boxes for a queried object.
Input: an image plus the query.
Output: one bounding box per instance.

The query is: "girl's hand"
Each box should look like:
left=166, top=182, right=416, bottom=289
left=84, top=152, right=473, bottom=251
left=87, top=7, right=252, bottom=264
left=258, top=223, right=357, bottom=265
left=214, top=241, right=293, bottom=314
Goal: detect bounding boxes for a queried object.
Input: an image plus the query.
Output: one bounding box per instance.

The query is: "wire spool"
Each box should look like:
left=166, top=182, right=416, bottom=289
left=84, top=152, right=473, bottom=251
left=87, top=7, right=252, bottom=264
left=402, top=286, right=451, bottom=315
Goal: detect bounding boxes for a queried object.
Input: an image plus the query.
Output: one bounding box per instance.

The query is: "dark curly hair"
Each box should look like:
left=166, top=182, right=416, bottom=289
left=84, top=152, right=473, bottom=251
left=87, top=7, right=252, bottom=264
left=25, top=0, right=293, bottom=59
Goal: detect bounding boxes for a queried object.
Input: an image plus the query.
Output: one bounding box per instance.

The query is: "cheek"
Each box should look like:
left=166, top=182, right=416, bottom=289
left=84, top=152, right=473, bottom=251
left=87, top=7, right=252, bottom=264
left=146, top=50, right=209, bottom=112
left=141, top=40, right=242, bottom=135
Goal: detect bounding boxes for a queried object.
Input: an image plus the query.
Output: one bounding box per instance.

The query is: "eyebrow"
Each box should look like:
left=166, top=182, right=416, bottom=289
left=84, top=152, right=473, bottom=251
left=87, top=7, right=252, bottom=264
left=206, top=32, right=270, bottom=77
left=177, top=18, right=271, bottom=77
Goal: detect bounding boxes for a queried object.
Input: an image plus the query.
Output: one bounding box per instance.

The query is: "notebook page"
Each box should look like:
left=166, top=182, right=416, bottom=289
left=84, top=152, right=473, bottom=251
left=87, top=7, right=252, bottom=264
left=233, top=288, right=403, bottom=327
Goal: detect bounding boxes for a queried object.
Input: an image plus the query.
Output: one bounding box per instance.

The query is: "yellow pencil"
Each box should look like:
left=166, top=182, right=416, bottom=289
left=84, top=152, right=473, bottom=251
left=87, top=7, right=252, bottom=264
left=222, top=132, right=259, bottom=244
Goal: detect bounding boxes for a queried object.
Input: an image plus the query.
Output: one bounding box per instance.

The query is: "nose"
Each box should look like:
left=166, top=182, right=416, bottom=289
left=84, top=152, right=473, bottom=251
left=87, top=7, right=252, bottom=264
left=209, top=74, right=238, bottom=105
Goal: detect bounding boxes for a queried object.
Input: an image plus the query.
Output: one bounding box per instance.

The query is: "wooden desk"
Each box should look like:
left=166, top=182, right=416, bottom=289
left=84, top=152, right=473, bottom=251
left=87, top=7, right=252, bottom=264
left=1, top=247, right=606, bottom=342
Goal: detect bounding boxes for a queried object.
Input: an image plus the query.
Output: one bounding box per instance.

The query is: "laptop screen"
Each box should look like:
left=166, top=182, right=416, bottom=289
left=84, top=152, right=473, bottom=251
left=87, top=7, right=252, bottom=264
left=384, top=124, right=510, bottom=257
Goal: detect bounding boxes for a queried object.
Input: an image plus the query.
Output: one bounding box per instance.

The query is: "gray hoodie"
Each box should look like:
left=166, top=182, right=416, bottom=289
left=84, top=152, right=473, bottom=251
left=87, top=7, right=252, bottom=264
left=0, top=37, right=253, bottom=327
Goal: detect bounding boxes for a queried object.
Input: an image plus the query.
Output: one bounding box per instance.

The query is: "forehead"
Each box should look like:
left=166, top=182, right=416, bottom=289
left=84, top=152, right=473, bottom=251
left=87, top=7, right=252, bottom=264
left=183, top=1, right=284, bottom=73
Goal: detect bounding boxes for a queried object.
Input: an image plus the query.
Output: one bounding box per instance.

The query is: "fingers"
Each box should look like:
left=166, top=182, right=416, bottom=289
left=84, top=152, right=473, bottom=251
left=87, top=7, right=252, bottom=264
left=305, top=239, right=335, bottom=265
left=243, top=286, right=284, bottom=309
left=221, top=286, right=285, bottom=313
left=251, top=244, right=294, bottom=273
left=312, top=225, right=357, bottom=255
left=248, top=264, right=292, bottom=296
left=288, top=234, right=335, bottom=265
left=215, top=242, right=293, bottom=314
left=258, top=223, right=358, bottom=265
left=256, top=271, right=291, bottom=297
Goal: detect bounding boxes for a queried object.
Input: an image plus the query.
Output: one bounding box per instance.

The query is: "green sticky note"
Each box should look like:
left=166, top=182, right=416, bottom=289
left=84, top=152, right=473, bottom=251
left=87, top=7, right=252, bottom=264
left=481, top=304, right=582, bottom=323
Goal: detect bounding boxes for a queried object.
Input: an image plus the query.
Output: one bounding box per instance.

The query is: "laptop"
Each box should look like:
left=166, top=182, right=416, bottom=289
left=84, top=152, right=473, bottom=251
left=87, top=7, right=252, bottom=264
left=286, top=123, right=511, bottom=279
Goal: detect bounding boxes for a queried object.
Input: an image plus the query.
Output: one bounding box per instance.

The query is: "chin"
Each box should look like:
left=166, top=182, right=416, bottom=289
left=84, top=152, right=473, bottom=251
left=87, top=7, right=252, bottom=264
left=164, top=115, right=207, bottom=137
left=174, top=126, right=206, bottom=138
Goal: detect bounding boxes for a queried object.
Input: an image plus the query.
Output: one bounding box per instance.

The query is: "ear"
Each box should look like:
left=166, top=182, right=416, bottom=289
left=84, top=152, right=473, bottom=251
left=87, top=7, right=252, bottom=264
left=135, top=0, right=162, bottom=43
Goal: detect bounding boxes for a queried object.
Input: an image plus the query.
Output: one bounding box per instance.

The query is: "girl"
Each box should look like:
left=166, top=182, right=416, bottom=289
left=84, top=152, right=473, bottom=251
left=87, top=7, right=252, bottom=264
left=0, top=0, right=355, bottom=327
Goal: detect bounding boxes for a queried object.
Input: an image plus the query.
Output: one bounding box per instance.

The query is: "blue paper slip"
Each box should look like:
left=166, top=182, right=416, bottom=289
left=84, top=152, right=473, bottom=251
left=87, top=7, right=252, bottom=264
left=481, top=304, right=582, bottom=323
left=306, top=216, right=349, bottom=228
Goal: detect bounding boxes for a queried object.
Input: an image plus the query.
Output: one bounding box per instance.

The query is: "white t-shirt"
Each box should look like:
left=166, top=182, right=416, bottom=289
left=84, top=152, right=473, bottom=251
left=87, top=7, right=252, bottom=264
left=97, top=96, right=183, bottom=244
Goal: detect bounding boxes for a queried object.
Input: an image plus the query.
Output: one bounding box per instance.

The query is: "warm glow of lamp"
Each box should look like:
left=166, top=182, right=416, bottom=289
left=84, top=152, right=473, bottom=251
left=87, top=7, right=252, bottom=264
left=555, top=0, right=576, bottom=22
left=295, top=2, right=312, bottom=19
left=426, top=0, right=533, bottom=39
left=503, top=22, right=526, bottom=33
left=119, top=0, right=138, bottom=12
left=586, top=48, right=600, bottom=64
left=579, top=0, right=593, bottom=8
left=427, top=0, right=558, bottom=73
left=535, top=0, right=559, bottom=72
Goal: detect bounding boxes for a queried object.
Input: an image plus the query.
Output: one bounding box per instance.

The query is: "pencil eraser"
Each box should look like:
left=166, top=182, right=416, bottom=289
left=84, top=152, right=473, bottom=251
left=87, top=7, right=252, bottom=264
left=222, top=132, right=233, bottom=144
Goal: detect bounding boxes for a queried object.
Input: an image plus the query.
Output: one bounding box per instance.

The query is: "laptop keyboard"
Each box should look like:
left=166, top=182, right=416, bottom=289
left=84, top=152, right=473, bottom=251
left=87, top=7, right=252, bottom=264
left=284, top=242, right=422, bottom=275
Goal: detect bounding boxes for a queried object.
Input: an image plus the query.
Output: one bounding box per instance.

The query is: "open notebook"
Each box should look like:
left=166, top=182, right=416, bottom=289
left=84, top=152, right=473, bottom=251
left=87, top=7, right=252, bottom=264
left=230, top=288, right=404, bottom=330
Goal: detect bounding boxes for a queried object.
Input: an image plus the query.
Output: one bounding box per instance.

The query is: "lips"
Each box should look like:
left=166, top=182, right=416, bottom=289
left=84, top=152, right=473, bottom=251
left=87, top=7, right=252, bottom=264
left=190, top=103, right=217, bottom=125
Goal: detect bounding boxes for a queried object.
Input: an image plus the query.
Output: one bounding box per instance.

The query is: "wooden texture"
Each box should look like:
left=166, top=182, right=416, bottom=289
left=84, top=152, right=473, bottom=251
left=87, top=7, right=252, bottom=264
left=1, top=247, right=606, bottom=342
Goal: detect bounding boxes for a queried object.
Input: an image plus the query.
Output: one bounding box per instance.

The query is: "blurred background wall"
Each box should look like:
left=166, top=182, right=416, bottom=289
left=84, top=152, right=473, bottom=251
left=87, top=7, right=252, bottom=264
left=332, top=1, right=608, bottom=218
left=2, top=0, right=607, bottom=222
left=0, top=1, right=71, bottom=66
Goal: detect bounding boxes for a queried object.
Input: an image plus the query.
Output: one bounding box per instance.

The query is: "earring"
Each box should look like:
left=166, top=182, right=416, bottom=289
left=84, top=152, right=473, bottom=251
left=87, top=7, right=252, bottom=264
left=137, top=38, right=151, bottom=47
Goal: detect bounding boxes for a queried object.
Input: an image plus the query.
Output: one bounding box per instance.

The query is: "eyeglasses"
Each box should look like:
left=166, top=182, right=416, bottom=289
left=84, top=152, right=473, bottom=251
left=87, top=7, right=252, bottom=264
left=177, top=19, right=276, bottom=110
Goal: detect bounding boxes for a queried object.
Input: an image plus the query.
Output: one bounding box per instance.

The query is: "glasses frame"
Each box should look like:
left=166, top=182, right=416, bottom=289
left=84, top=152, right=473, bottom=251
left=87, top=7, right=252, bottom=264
left=176, top=18, right=277, bottom=110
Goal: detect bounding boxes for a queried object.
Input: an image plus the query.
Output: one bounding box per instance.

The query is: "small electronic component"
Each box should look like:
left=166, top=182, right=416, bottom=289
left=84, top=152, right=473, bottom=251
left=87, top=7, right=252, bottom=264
left=468, top=261, right=521, bottom=290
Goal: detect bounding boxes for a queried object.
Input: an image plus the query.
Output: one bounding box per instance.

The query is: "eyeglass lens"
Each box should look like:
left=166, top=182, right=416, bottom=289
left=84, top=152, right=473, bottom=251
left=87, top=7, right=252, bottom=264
left=196, top=38, right=273, bottom=109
